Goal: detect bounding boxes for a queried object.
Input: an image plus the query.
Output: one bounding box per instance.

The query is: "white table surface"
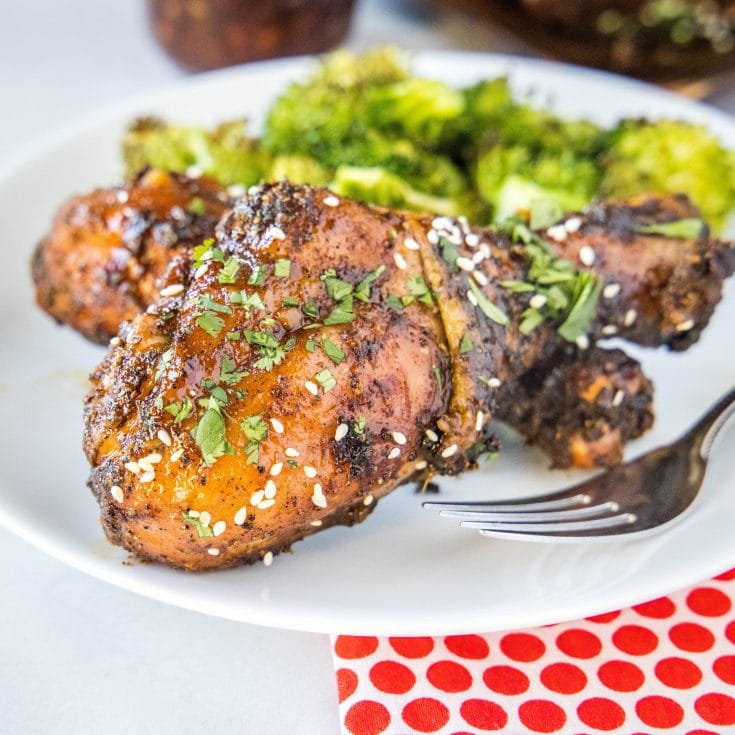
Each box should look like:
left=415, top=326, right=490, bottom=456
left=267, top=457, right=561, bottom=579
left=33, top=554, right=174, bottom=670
left=2, top=2, right=735, bottom=733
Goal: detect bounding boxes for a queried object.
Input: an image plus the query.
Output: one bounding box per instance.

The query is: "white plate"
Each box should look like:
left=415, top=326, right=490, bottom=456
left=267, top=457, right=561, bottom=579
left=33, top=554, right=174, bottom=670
left=2, top=52, right=735, bottom=636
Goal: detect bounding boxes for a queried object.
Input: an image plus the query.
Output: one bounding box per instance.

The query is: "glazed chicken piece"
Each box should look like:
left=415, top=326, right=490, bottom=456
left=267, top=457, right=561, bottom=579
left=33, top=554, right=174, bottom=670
left=32, top=169, right=230, bottom=343
left=83, top=183, right=732, bottom=570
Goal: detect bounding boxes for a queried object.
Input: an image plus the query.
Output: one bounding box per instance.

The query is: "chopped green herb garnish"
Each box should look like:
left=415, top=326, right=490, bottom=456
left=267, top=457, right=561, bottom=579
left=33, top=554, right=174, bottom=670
left=154, top=348, right=174, bottom=382
left=519, top=308, right=545, bottom=335
left=440, top=238, right=459, bottom=269
left=244, top=330, right=295, bottom=371
left=433, top=364, right=444, bottom=392
left=193, top=398, right=233, bottom=466
left=500, top=279, right=535, bottom=293
left=354, top=415, right=366, bottom=435
left=321, top=335, right=346, bottom=365
left=321, top=269, right=354, bottom=301
left=478, top=375, right=493, bottom=387
left=186, top=197, right=206, bottom=216
left=248, top=264, right=266, bottom=286
left=468, top=278, right=510, bottom=326
left=218, top=257, right=241, bottom=284
left=315, top=368, right=337, bottom=393
left=283, top=296, right=300, bottom=308
left=182, top=511, right=214, bottom=538
left=239, top=414, right=268, bottom=465
left=324, top=295, right=354, bottom=325
left=636, top=218, right=704, bottom=240
left=219, top=355, right=249, bottom=386
left=302, top=301, right=320, bottom=320
left=197, top=312, right=226, bottom=338
left=274, top=258, right=292, bottom=278
left=192, top=239, right=225, bottom=268
left=230, top=290, right=265, bottom=312
left=305, top=338, right=316, bottom=353
left=165, top=396, right=194, bottom=424
left=286, top=459, right=298, bottom=468
left=354, top=264, right=386, bottom=302
left=384, top=294, right=404, bottom=310
left=529, top=197, right=563, bottom=230
left=406, top=275, right=435, bottom=306
left=557, top=272, right=602, bottom=342
left=190, top=295, right=232, bottom=314
left=226, top=331, right=242, bottom=341
left=459, top=333, right=474, bottom=354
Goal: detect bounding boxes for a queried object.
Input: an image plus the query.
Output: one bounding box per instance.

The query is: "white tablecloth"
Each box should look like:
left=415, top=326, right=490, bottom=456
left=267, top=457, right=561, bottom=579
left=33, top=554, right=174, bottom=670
left=2, top=2, right=734, bottom=733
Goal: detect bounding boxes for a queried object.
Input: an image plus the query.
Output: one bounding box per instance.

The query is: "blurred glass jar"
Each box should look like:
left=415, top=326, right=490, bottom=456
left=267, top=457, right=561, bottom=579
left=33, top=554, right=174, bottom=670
left=148, top=0, right=356, bottom=71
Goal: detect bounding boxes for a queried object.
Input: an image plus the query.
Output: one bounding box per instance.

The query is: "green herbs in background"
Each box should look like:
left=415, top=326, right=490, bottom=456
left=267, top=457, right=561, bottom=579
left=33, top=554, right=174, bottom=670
left=122, top=47, right=735, bottom=233
left=499, top=219, right=602, bottom=342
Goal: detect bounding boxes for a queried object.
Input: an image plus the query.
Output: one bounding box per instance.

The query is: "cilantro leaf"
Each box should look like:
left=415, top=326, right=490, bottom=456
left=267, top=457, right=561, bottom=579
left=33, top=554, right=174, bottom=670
left=315, top=369, right=336, bottom=393
left=218, top=257, right=241, bottom=284
left=193, top=398, right=232, bottom=466
left=274, top=258, right=292, bottom=278
left=165, top=396, right=193, bottom=424
left=324, top=296, right=354, bottom=325
left=321, top=270, right=354, bottom=301
left=197, top=312, right=226, bottom=338
left=248, top=264, right=266, bottom=286
left=186, top=197, right=206, bottom=215
left=182, top=512, right=214, bottom=538
left=219, top=355, right=249, bottom=386
left=406, top=275, right=435, bottom=306
left=239, top=414, right=268, bottom=465
left=459, top=333, right=474, bottom=354
left=636, top=218, right=704, bottom=240
left=321, top=336, right=346, bottom=365
left=468, top=278, right=510, bottom=326
left=354, top=264, right=386, bottom=302
left=154, top=348, right=174, bottom=382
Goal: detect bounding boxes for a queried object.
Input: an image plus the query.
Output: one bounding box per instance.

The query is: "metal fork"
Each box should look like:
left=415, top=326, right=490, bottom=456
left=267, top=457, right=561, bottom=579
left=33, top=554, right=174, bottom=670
left=424, top=388, right=735, bottom=542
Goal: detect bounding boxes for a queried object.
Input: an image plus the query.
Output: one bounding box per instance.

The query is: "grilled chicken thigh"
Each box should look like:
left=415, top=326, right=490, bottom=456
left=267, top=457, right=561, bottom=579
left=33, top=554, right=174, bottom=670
left=32, top=169, right=229, bottom=343
left=83, top=182, right=733, bottom=569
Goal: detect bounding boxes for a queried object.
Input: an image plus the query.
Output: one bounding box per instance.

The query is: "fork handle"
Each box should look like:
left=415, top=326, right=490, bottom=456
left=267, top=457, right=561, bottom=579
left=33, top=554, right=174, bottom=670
left=698, top=388, right=735, bottom=460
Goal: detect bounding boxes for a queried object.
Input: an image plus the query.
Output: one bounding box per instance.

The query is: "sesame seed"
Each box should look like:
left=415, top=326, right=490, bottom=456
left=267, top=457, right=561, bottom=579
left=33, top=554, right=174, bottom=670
left=480, top=243, right=491, bottom=258
left=285, top=447, right=300, bottom=458
left=529, top=294, right=547, bottom=309
left=579, top=245, right=596, bottom=267
left=268, top=225, right=286, bottom=240
left=472, top=251, right=485, bottom=264
left=258, top=499, right=276, bottom=510
left=388, top=447, right=401, bottom=459
left=263, top=551, right=274, bottom=566
left=465, top=233, right=480, bottom=248
left=304, top=381, right=318, bottom=396
left=110, top=485, right=124, bottom=503
left=157, top=429, right=172, bottom=447
left=415, top=460, right=428, bottom=470
left=185, top=165, right=203, bottom=178
left=264, top=480, right=277, bottom=499
left=124, top=461, right=140, bottom=475
left=393, top=252, right=407, bottom=270
left=427, top=229, right=439, bottom=245
left=199, top=511, right=211, bottom=527
left=160, top=284, right=184, bottom=297
left=486, top=377, right=502, bottom=388
left=547, top=225, right=568, bottom=242
left=391, top=431, right=407, bottom=445
left=116, top=190, right=129, bottom=204
left=472, top=270, right=488, bottom=286
left=248, top=185, right=261, bottom=196
left=467, top=290, right=478, bottom=307
left=576, top=334, right=590, bottom=350
left=565, top=217, right=583, bottom=233
left=612, top=389, right=625, bottom=407
left=441, top=444, right=458, bottom=458
left=323, top=195, right=340, bottom=207
left=456, top=256, right=475, bottom=272
left=304, top=465, right=317, bottom=478
left=432, top=216, right=453, bottom=231
left=212, top=520, right=226, bottom=537
left=109, top=336, right=121, bottom=347
left=312, top=483, right=327, bottom=508
left=425, top=429, right=439, bottom=442
left=404, top=237, right=420, bottom=251
left=250, top=490, right=265, bottom=506
left=270, top=417, right=284, bottom=434
left=270, top=462, right=283, bottom=476
left=188, top=510, right=201, bottom=518
left=335, top=423, right=349, bottom=442
left=363, top=494, right=374, bottom=506
left=234, top=507, right=247, bottom=525
left=676, top=319, right=695, bottom=332
left=194, top=264, right=208, bottom=279
left=227, top=183, right=246, bottom=197
left=170, top=448, right=184, bottom=463
left=602, top=325, right=618, bottom=335
left=310, top=519, right=322, bottom=527
left=475, top=411, right=484, bottom=432
left=139, top=471, right=155, bottom=483
left=207, top=548, right=220, bottom=556
left=603, top=283, right=621, bottom=299
left=624, top=309, right=637, bottom=327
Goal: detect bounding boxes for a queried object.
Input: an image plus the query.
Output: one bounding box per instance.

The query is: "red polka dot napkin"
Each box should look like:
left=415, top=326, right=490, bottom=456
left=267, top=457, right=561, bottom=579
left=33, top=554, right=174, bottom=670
left=331, top=568, right=735, bottom=734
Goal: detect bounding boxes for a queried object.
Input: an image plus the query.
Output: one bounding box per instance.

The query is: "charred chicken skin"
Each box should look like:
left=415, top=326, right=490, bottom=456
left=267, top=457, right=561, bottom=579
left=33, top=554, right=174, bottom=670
left=83, top=182, right=733, bottom=570
left=32, top=169, right=230, bottom=343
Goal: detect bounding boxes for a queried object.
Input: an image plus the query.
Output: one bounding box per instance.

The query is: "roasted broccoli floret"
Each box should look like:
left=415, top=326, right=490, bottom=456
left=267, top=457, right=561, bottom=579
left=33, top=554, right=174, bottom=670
left=123, top=118, right=269, bottom=186
left=600, top=119, right=735, bottom=230
left=268, top=155, right=332, bottom=186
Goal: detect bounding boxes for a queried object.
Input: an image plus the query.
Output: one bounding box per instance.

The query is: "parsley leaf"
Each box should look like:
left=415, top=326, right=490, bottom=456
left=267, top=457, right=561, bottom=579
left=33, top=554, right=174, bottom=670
left=354, top=415, right=366, bottom=435
left=406, top=275, right=435, bottom=306
left=321, top=269, right=354, bottom=301
left=274, top=258, right=292, bottom=278
left=321, top=336, right=346, bottom=365
left=283, top=296, right=300, bottom=308
left=248, top=264, right=266, bottom=286
left=197, top=312, right=226, bottom=338
left=302, top=300, right=320, bottom=320
left=230, top=290, right=265, bottom=312
left=244, top=331, right=295, bottom=371
left=468, top=278, right=510, bottom=326
left=324, top=295, right=355, bottom=325
left=529, top=197, right=563, bottom=230
left=305, top=338, right=316, bottom=353
left=186, top=197, right=206, bottom=215
left=315, top=368, right=336, bottom=393
left=218, top=257, right=241, bottom=284
left=182, top=511, right=214, bottom=538
left=354, top=264, right=386, bottom=302
left=459, top=333, right=474, bottom=354
left=192, top=239, right=224, bottom=268
left=190, top=295, right=232, bottom=314
left=165, top=397, right=193, bottom=424
left=219, top=355, right=249, bottom=386
left=636, top=218, right=704, bottom=240
left=154, top=348, right=174, bottom=382
left=193, top=398, right=232, bottom=466
left=440, top=238, right=458, bottom=269
left=239, top=414, right=268, bottom=465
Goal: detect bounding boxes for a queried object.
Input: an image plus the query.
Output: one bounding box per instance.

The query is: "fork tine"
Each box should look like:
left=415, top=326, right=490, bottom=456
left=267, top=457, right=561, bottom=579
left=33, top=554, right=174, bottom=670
left=461, top=513, right=637, bottom=534
left=437, top=500, right=620, bottom=523
left=422, top=492, right=593, bottom=513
